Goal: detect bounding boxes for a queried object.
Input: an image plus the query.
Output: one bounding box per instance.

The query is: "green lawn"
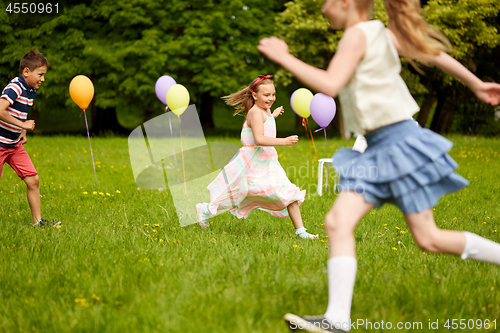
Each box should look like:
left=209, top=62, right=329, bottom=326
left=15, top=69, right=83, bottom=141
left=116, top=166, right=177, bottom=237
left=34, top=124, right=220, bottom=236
left=0, top=134, right=499, bottom=332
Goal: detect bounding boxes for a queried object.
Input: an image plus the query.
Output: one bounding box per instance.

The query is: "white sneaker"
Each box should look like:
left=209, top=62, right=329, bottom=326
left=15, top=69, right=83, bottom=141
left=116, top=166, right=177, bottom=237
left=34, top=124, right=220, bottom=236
left=296, top=227, right=319, bottom=239
left=196, top=203, right=210, bottom=229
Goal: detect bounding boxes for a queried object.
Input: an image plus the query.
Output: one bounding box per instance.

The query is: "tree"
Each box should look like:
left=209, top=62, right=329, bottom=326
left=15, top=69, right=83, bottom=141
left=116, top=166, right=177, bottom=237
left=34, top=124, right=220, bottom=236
left=0, top=0, right=288, bottom=134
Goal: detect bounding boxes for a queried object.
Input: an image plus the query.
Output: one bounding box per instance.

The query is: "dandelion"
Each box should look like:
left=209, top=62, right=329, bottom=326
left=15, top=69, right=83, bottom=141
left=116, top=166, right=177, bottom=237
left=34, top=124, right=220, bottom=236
left=75, top=298, right=89, bottom=307
left=154, top=224, right=159, bottom=227
left=116, top=190, right=121, bottom=194
left=83, top=192, right=88, bottom=194
left=92, top=294, right=100, bottom=301
left=153, top=229, right=157, bottom=233
left=68, top=167, right=71, bottom=169
left=396, top=227, right=400, bottom=230
left=106, top=193, right=110, bottom=196
left=294, top=244, right=298, bottom=248
left=392, top=247, right=397, bottom=250
left=99, top=192, right=104, bottom=195
left=93, top=191, right=97, bottom=195
left=144, top=224, right=149, bottom=227
left=56, top=225, right=62, bottom=229
left=400, top=230, right=406, bottom=234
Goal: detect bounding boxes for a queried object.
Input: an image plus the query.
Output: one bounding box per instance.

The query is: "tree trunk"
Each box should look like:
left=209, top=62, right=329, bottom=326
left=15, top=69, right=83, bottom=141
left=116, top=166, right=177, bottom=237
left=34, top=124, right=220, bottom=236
left=199, top=92, right=214, bottom=129
left=335, top=99, right=345, bottom=139
left=430, top=90, right=447, bottom=133
left=294, top=114, right=302, bottom=130
left=431, top=90, right=456, bottom=134
left=416, top=94, right=434, bottom=128
left=90, top=100, right=130, bottom=135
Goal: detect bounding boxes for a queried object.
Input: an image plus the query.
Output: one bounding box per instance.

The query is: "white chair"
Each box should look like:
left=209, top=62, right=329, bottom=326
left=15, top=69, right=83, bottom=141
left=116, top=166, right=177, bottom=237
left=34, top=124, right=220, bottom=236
left=317, top=158, right=335, bottom=196
left=317, top=135, right=367, bottom=196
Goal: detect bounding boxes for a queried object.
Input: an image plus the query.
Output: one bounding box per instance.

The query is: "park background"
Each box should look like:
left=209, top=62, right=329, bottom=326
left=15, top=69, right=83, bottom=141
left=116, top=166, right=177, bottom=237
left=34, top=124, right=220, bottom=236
left=1, top=0, right=500, bottom=332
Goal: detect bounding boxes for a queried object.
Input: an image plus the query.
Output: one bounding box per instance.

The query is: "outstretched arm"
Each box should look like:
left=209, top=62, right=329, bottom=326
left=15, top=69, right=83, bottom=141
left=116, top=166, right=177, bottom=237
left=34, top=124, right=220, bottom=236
left=387, top=29, right=500, bottom=106
left=257, top=27, right=366, bottom=97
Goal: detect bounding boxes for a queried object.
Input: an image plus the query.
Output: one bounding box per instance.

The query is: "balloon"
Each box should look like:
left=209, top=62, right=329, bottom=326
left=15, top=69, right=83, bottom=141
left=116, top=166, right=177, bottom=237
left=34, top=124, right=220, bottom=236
left=291, top=88, right=313, bottom=118
left=166, top=84, right=190, bottom=115
left=155, top=75, right=176, bottom=105
left=310, top=93, right=336, bottom=128
left=289, top=90, right=302, bottom=118
left=69, top=75, right=94, bottom=110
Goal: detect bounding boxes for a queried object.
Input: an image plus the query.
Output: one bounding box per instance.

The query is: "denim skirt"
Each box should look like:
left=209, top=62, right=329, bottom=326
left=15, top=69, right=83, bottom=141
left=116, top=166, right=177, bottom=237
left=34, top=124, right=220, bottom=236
left=332, top=120, right=469, bottom=214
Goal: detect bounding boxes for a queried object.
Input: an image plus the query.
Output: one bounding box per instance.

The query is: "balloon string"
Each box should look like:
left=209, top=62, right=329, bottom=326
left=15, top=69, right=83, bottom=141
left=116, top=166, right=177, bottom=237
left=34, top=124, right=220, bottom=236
left=302, top=118, right=318, bottom=159
left=309, top=125, right=318, bottom=159
left=178, top=115, right=187, bottom=194
left=302, top=118, right=312, bottom=156
left=83, top=109, right=97, bottom=182
left=314, top=127, right=328, bottom=142
left=168, top=116, right=177, bottom=168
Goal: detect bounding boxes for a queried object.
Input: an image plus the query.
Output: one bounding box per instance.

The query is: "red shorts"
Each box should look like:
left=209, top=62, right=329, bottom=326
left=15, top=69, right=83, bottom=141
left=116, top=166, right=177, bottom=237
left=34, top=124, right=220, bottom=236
left=0, top=141, right=38, bottom=180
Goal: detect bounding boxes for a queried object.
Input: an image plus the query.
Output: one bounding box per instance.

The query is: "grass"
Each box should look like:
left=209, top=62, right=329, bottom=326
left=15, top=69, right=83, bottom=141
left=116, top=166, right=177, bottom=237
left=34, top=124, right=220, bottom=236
left=0, top=134, right=499, bottom=332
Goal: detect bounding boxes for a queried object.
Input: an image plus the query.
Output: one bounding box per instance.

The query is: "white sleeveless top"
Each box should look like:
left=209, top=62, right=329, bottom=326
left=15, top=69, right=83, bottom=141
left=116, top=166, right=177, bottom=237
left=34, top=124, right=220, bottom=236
left=338, top=20, right=419, bottom=139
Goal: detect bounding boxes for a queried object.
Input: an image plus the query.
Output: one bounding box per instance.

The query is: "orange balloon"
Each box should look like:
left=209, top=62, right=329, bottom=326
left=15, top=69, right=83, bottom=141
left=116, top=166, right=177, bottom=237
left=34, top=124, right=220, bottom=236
left=69, top=75, right=94, bottom=110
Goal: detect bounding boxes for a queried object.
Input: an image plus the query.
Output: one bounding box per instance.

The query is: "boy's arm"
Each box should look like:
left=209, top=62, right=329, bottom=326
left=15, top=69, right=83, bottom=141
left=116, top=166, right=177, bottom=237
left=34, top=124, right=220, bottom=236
left=387, top=29, right=500, bottom=106
left=0, top=98, right=35, bottom=130
left=257, top=27, right=366, bottom=97
left=20, top=129, right=27, bottom=144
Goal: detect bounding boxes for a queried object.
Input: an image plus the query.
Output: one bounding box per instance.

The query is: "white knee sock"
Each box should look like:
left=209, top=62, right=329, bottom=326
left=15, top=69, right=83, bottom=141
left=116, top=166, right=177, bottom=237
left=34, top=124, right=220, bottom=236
left=324, top=256, right=357, bottom=332
left=461, top=232, right=500, bottom=265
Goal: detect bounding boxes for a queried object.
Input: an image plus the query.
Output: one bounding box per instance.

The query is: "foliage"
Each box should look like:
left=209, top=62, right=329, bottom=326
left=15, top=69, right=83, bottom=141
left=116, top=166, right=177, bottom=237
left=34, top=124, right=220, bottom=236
left=0, top=0, right=285, bottom=131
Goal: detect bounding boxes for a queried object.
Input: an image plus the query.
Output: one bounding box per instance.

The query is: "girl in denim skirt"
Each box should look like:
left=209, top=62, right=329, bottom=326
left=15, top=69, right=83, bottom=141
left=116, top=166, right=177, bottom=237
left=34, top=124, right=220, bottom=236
left=258, top=0, right=500, bottom=331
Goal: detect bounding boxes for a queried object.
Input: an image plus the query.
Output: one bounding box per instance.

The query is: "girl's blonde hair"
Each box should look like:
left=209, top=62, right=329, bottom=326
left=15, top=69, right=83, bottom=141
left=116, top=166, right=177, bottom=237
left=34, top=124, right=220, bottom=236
left=222, top=77, right=274, bottom=116
left=382, top=0, right=451, bottom=67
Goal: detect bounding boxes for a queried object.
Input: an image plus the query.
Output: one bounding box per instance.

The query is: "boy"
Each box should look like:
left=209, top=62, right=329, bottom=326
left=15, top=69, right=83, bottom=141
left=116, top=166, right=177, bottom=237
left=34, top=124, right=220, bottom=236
left=0, top=49, right=60, bottom=227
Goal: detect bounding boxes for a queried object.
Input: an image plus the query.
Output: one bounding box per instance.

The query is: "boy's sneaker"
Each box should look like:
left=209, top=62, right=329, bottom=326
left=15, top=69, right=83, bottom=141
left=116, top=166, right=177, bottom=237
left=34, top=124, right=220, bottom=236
left=296, top=227, right=319, bottom=239
left=195, top=203, right=210, bottom=229
left=32, top=218, right=62, bottom=227
left=284, top=313, right=346, bottom=332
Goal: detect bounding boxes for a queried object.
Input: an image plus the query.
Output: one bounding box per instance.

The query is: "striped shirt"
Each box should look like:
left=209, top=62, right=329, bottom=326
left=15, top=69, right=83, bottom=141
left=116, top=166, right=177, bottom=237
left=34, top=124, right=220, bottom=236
left=0, top=76, right=36, bottom=148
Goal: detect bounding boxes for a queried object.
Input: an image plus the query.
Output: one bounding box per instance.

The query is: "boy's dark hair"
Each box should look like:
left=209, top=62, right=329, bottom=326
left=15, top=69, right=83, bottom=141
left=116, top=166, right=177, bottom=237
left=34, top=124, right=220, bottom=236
left=19, top=49, right=49, bottom=72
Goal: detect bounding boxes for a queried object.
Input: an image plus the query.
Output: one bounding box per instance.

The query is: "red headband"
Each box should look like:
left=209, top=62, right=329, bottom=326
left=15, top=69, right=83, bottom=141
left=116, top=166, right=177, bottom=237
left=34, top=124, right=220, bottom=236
left=251, top=75, right=273, bottom=92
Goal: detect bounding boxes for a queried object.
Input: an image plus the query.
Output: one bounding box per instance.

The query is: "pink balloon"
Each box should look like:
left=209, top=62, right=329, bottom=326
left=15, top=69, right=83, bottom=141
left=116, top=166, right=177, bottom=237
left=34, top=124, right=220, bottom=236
left=310, top=93, right=336, bottom=128
left=155, top=76, right=176, bottom=105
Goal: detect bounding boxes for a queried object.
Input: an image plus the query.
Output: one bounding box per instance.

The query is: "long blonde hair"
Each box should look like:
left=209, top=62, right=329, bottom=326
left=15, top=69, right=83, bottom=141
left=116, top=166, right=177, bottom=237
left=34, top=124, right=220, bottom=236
left=383, top=0, right=451, bottom=67
left=222, top=77, right=274, bottom=116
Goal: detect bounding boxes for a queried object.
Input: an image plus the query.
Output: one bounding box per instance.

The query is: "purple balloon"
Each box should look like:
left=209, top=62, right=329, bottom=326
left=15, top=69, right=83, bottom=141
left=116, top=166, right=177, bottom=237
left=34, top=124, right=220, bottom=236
left=310, top=93, right=336, bottom=128
left=155, top=75, right=176, bottom=105
left=290, top=90, right=302, bottom=118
